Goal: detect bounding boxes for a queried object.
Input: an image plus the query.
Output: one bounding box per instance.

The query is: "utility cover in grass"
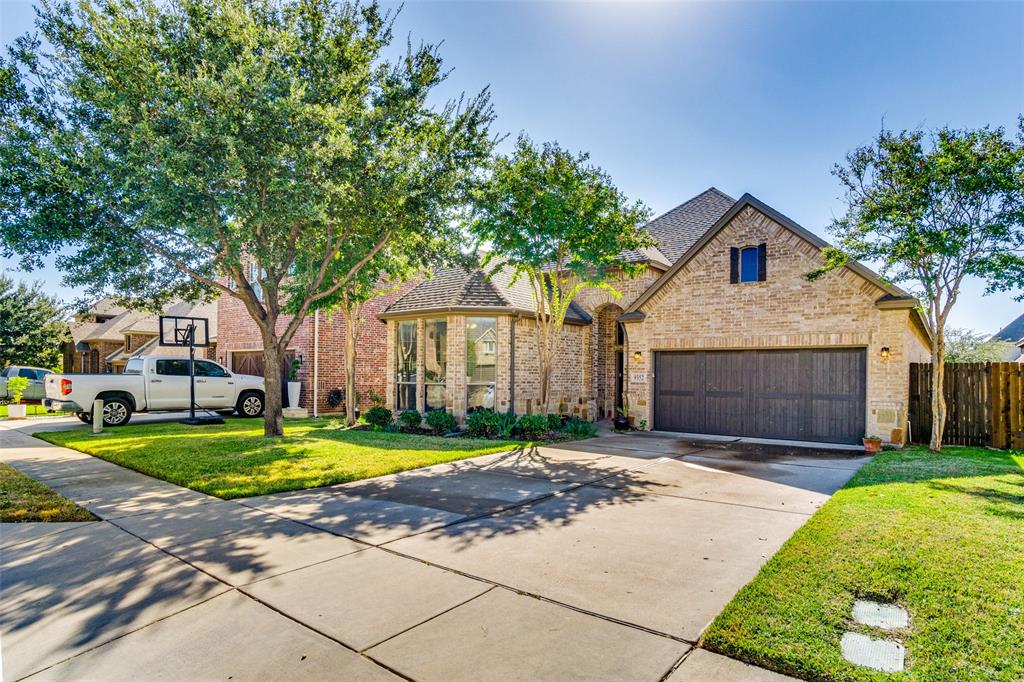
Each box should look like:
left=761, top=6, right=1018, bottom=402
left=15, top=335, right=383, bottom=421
left=840, top=632, right=905, bottom=672
left=852, top=600, right=910, bottom=630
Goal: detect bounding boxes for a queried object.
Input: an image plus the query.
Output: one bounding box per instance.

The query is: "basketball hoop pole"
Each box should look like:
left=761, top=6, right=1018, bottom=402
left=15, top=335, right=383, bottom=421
left=187, top=323, right=196, bottom=422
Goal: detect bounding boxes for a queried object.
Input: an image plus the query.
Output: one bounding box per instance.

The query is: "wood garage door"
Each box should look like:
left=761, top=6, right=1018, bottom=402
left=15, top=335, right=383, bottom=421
left=230, top=350, right=296, bottom=406
left=653, top=349, right=866, bottom=444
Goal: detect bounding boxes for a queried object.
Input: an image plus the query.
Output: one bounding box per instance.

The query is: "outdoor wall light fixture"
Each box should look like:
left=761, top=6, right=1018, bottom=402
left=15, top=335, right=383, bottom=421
left=632, top=351, right=642, bottom=362
left=880, top=346, right=891, bottom=359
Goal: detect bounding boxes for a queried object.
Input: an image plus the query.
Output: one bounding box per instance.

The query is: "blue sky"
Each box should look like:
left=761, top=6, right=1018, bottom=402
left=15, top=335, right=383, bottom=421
left=2, top=0, right=1022, bottom=334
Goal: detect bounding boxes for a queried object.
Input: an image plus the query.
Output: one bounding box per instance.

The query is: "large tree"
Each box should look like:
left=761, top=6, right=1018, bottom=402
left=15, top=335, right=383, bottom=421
left=820, top=122, right=1024, bottom=451
left=470, top=135, right=653, bottom=415
left=0, top=275, right=70, bottom=370
left=1, top=0, right=494, bottom=435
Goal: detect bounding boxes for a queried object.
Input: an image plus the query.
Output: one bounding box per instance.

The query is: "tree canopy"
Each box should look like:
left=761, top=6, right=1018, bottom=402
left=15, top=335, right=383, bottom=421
left=822, top=121, right=1024, bottom=450
left=944, top=328, right=1016, bottom=363
left=470, top=135, right=653, bottom=413
left=1, top=0, right=495, bottom=434
left=0, top=275, right=69, bottom=370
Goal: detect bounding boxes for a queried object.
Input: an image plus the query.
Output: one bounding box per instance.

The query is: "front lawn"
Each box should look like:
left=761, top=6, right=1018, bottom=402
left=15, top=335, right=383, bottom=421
left=0, top=463, right=96, bottom=522
left=36, top=419, right=524, bottom=499
left=703, top=446, right=1024, bottom=680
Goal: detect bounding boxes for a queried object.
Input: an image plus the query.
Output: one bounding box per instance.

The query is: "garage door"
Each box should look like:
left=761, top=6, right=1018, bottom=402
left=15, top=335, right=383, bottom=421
left=230, top=350, right=296, bottom=406
left=653, top=349, right=866, bottom=444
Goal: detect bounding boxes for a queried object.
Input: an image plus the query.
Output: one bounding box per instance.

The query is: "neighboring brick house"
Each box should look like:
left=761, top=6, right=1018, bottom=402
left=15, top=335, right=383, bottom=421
left=378, top=188, right=932, bottom=446
left=65, top=299, right=218, bottom=373
left=215, top=282, right=417, bottom=415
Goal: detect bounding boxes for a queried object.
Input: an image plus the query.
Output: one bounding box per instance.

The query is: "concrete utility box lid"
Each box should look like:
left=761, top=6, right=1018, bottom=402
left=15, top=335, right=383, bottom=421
left=840, top=632, right=905, bottom=672
left=852, top=600, right=910, bottom=630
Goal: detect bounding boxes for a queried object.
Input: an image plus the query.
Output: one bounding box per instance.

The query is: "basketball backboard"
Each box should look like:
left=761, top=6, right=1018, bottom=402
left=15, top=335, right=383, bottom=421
left=158, top=316, right=211, bottom=347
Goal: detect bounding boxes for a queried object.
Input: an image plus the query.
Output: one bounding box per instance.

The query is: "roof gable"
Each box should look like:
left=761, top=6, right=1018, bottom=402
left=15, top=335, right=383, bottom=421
left=621, top=188, right=735, bottom=266
left=992, top=312, right=1024, bottom=343
left=626, top=193, right=916, bottom=314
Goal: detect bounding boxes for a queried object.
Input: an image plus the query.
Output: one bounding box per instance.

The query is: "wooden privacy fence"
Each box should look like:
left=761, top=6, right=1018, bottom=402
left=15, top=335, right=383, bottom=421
left=909, top=362, right=1024, bottom=449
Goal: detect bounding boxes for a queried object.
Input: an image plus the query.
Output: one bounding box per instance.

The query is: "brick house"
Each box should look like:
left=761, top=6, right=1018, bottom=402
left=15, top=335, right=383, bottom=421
left=377, top=189, right=931, bottom=446
left=65, top=299, right=218, bottom=373
left=215, top=282, right=416, bottom=415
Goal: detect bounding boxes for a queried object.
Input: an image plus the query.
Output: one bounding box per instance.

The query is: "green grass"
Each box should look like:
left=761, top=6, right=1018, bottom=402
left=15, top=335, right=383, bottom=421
left=0, top=403, right=70, bottom=418
left=0, top=463, right=96, bottom=522
left=703, top=446, right=1024, bottom=681
left=36, top=418, right=525, bottom=499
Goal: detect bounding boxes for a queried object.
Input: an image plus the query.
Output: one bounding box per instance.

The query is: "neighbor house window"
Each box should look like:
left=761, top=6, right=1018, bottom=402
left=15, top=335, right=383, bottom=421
left=466, top=317, right=497, bottom=412
left=396, top=321, right=417, bottom=411
left=424, top=318, right=447, bottom=411
left=730, top=243, right=766, bottom=284
left=248, top=262, right=264, bottom=301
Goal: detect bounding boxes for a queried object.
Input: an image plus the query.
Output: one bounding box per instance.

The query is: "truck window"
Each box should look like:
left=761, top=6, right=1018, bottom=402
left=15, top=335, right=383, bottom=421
left=155, top=359, right=191, bottom=376
left=18, top=368, right=40, bottom=380
left=194, top=361, right=229, bottom=378
left=124, top=359, right=145, bottom=375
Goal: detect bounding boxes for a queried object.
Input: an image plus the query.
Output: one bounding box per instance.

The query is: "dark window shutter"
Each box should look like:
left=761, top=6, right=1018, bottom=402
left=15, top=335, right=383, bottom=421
left=757, top=243, right=767, bottom=281
left=729, top=247, right=739, bottom=283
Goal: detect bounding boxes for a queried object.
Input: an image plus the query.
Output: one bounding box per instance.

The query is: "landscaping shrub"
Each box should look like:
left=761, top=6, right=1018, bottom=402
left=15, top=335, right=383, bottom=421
left=561, top=417, right=597, bottom=439
left=425, top=409, right=458, bottom=435
left=494, top=411, right=518, bottom=439
left=466, top=408, right=501, bottom=437
left=398, top=410, right=422, bottom=432
left=546, top=413, right=563, bottom=431
left=364, top=406, right=392, bottom=429
left=515, top=414, right=549, bottom=440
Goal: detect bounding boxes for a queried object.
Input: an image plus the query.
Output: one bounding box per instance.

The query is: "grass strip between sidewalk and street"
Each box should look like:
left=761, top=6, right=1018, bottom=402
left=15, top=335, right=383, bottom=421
left=0, top=463, right=97, bottom=522
left=36, top=418, right=524, bottom=499
left=702, top=445, right=1024, bottom=681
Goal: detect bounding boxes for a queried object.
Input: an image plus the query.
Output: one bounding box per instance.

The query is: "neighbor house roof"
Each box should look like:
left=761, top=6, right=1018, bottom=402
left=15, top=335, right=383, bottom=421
left=381, top=265, right=592, bottom=324
left=992, top=312, right=1024, bottom=344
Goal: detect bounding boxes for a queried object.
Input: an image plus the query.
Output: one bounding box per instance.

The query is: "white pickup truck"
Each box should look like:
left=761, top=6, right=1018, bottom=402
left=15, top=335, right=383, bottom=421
left=43, top=356, right=266, bottom=427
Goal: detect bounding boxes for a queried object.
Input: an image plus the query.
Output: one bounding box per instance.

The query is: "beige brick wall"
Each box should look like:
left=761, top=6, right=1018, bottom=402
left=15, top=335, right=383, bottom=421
left=624, top=205, right=930, bottom=443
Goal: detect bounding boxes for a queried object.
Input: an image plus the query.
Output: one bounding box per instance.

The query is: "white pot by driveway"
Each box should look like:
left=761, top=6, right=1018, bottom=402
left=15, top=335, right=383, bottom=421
left=287, top=382, right=301, bottom=408
left=6, top=404, right=27, bottom=419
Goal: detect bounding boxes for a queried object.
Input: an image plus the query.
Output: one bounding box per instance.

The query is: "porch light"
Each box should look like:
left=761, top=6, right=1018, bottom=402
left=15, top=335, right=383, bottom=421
left=632, top=351, right=642, bottom=362
left=880, top=346, right=891, bottom=359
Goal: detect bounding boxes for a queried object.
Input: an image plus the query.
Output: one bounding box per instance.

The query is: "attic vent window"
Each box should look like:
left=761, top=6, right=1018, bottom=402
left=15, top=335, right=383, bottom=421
left=730, top=243, right=767, bottom=284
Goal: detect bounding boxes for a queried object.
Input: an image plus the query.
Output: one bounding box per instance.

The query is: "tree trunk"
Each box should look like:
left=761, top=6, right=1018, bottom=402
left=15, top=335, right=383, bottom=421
left=262, top=338, right=284, bottom=438
left=929, top=328, right=946, bottom=452
left=344, top=305, right=360, bottom=426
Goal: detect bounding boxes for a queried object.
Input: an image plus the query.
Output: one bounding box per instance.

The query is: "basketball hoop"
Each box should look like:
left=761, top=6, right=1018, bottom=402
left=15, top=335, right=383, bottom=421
left=158, top=315, right=222, bottom=426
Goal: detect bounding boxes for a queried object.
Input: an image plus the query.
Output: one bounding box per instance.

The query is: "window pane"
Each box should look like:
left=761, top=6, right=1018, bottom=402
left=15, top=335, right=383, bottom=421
left=156, top=359, right=190, bottom=376
left=396, top=383, right=416, bottom=411
left=424, top=319, right=447, bottom=384
left=426, top=384, right=446, bottom=411
left=467, top=384, right=495, bottom=412
left=124, top=359, right=144, bottom=375
left=397, top=321, right=417, bottom=383
left=740, top=247, right=759, bottom=282
left=466, top=317, right=497, bottom=384
left=195, top=360, right=228, bottom=377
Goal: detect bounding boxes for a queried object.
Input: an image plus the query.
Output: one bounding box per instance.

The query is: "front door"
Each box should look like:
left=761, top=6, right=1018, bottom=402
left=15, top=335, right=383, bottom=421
left=614, top=350, right=624, bottom=416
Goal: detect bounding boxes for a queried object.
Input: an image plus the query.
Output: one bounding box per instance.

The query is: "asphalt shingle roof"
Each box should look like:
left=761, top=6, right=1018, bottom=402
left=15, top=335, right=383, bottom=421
left=384, top=264, right=591, bottom=323
left=635, top=187, right=736, bottom=263
left=383, top=188, right=737, bottom=323
left=992, top=311, right=1024, bottom=343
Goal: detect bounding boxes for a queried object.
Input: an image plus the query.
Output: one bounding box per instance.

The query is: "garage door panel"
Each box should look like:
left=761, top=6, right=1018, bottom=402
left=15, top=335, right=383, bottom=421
left=654, top=349, right=866, bottom=445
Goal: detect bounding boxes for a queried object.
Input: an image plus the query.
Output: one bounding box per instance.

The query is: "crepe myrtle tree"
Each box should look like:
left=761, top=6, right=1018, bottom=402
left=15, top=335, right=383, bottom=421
left=470, top=135, right=654, bottom=415
left=0, top=0, right=495, bottom=436
left=813, top=121, right=1024, bottom=451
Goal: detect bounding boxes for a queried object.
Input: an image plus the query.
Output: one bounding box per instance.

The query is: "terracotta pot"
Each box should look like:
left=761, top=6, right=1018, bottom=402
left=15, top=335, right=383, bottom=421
left=862, top=437, right=882, bottom=454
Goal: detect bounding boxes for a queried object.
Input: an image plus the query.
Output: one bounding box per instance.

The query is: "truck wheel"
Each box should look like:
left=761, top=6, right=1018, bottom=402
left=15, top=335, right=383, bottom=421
left=76, top=412, right=92, bottom=424
left=236, top=391, right=265, bottom=418
left=101, top=398, right=132, bottom=427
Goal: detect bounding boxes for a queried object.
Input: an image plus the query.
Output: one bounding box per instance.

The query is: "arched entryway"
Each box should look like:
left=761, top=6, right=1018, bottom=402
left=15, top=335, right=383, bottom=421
left=594, top=304, right=625, bottom=420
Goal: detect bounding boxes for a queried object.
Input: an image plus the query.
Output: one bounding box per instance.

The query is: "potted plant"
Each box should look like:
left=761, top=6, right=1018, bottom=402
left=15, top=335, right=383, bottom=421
left=287, top=358, right=302, bottom=408
left=613, top=394, right=631, bottom=431
left=6, top=376, right=30, bottom=420
left=862, top=434, right=883, bottom=454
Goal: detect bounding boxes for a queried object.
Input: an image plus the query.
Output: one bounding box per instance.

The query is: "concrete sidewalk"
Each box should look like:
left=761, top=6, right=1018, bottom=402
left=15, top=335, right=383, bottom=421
left=1, top=417, right=860, bottom=680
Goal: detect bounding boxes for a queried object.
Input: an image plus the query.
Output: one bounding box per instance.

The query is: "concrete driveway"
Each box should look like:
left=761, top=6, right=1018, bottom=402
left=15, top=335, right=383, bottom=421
left=1, top=418, right=868, bottom=681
